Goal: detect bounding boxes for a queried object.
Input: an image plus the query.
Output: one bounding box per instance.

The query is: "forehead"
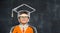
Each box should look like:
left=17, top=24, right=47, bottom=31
left=18, top=10, right=30, bottom=17
left=19, top=14, right=29, bottom=16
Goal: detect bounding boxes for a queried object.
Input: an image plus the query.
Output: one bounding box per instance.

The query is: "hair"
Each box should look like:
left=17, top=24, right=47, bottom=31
left=19, top=11, right=28, bottom=15
left=18, top=10, right=30, bottom=19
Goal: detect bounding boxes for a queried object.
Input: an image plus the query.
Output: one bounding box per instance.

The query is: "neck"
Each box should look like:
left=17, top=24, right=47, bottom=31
left=22, top=23, right=26, bottom=26
left=20, top=23, right=28, bottom=26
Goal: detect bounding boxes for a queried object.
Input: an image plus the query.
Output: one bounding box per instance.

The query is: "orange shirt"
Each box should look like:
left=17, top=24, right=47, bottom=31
left=12, top=25, right=34, bottom=33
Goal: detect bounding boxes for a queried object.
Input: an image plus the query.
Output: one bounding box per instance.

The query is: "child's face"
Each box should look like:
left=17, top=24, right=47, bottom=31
left=18, top=14, right=29, bottom=24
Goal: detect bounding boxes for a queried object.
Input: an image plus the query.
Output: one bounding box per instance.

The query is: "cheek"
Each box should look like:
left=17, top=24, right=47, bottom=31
left=25, top=18, right=29, bottom=21
left=21, top=18, right=29, bottom=22
left=18, top=18, right=29, bottom=23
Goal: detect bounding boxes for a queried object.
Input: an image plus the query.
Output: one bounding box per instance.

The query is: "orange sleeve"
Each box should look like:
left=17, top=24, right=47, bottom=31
left=30, top=28, right=34, bottom=33
left=29, top=26, right=34, bottom=33
left=12, top=27, right=17, bottom=33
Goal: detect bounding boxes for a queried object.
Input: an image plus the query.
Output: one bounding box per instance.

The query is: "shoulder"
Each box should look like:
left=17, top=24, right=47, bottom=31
left=29, top=25, right=37, bottom=33
left=10, top=25, right=19, bottom=31
left=9, top=25, right=19, bottom=33
left=14, top=25, right=19, bottom=28
left=29, top=25, right=37, bottom=30
left=12, top=25, right=20, bottom=30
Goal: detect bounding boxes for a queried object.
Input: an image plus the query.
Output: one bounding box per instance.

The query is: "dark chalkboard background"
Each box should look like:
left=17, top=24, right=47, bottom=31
left=0, top=0, right=60, bottom=33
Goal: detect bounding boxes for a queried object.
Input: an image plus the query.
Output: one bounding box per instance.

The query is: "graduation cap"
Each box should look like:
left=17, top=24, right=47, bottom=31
left=11, top=4, right=36, bottom=18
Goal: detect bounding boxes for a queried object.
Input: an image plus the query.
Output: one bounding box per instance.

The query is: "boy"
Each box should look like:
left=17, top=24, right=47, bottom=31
left=10, top=10, right=37, bottom=33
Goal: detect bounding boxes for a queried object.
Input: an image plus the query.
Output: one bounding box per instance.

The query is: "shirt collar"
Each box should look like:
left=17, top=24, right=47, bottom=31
left=19, top=23, right=29, bottom=31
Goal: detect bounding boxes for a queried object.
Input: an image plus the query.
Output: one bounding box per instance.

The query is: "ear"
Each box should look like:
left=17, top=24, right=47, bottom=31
left=28, top=18, right=30, bottom=22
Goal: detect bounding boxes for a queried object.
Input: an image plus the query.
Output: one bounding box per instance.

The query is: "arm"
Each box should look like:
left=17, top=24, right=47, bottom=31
left=9, top=26, right=17, bottom=33
left=31, top=26, right=38, bottom=33
left=29, top=25, right=38, bottom=33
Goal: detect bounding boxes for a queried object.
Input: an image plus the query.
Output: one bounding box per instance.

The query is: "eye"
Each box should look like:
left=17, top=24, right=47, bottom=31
left=25, top=16, right=28, bottom=18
